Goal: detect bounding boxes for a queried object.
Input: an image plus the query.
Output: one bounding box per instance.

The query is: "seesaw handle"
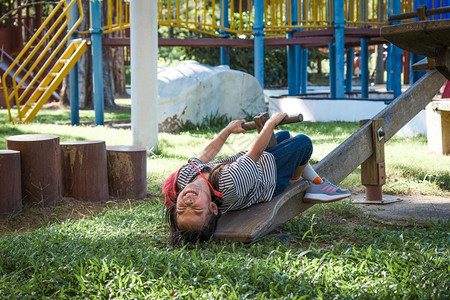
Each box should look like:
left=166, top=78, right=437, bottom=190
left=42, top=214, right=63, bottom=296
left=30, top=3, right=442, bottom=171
left=241, top=114, right=303, bottom=131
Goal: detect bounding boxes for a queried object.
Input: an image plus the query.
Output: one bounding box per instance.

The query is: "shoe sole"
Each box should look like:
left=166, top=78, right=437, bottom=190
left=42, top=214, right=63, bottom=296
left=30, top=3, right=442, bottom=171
left=303, top=193, right=351, bottom=203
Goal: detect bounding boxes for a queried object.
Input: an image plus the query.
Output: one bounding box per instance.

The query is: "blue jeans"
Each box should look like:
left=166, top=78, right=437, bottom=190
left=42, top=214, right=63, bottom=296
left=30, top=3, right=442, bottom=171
left=265, top=131, right=313, bottom=196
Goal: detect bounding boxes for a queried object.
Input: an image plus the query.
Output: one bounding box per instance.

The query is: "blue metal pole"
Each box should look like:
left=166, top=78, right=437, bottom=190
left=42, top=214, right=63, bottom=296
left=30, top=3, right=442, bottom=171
left=287, top=31, right=297, bottom=95
left=392, top=0, right=402, bottom=97
left=90, top=0, right=104, bottom=125
left=253, top=0, right=265, bottom=88
left=68, top=0, right=79, bottom=125
left=295, top=45, right=301, bottom=92
left=334, top=0, right=345, bottom=98
left=360, top=39, right=369, bottom=98
left=329, top=43, right=336, bottom=98
left=333, top=0, right=345, bottom=98
left=410, top=53, right=426, bottom=84
left=300, top=48, right=308, bottom=94
left=345, top=48, right=354, bottom=93
left=220, top=0, right=230, bottom=65
left=360, top=0, right=369, bottom=98
left=287, top=0, right=298, bottom=95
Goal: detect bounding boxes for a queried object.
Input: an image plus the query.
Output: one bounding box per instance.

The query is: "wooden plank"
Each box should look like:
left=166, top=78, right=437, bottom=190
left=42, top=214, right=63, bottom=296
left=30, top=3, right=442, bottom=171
left=442, top=111, right=450, bottom=155
left=214, top=180, right=312, bottom=242
left=380, top=19, right=450, bottom=58
left=314, top=70, right=446, bottom=184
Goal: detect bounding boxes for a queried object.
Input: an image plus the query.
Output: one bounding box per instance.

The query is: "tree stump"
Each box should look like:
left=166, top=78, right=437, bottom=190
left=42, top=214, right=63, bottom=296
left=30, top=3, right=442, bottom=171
left=7, top=134, right=62, bottom=206
left=60, top=141, right=109, bottom=202
left=106, top=145, right=147, bottom=199
left=0, top=150, right=22, bottom=215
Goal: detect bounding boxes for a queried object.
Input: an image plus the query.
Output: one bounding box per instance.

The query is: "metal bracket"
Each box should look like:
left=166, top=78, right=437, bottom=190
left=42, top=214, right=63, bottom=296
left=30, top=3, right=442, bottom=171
left=376, top=126, right=385, bottom=141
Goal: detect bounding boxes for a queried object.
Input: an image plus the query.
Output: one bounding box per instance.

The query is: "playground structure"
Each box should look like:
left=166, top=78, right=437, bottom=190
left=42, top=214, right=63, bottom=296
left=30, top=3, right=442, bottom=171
left=1, top=0, right=448, bottom=125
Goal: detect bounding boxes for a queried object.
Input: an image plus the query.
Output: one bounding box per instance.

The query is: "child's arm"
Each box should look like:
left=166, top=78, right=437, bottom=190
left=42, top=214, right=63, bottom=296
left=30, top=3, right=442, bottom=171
left=197, top=120, right=246, bottom=163
left=247, top=112, right=287, bottom=162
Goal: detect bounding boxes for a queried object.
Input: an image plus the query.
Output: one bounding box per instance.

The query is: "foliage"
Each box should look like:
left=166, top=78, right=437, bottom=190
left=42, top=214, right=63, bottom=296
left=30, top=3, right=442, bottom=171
left=158, top=25, right=291, bottom=87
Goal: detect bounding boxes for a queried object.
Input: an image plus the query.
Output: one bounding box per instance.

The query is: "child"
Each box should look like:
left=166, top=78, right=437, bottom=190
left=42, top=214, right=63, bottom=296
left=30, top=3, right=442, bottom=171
left=163, top=112, right=350, bottom=245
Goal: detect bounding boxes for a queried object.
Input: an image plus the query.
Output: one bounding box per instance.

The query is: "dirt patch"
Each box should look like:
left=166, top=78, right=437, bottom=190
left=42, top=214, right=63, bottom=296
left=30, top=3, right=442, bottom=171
left=0, top=195, right=157, bottom=235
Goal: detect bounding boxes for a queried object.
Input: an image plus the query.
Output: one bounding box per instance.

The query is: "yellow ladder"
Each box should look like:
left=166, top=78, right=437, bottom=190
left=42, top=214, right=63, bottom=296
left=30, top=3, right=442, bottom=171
left=16, top=39, right=86, bottom=124
left=2, top=0, right=84, bottom=124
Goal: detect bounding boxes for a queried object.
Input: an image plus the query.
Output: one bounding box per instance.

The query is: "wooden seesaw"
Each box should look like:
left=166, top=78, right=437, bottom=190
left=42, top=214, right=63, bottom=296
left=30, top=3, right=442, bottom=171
left=214, top=7, right=450, bottom=242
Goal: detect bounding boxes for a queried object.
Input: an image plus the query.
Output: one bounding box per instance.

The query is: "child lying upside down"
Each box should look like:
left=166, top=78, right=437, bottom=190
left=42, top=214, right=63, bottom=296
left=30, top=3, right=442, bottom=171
left=163, top=112, right=350, bottom=246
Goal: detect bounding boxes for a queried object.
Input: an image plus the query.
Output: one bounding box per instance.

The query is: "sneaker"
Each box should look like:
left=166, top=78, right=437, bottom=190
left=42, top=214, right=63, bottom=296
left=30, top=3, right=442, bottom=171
left=303, top=178, right=351, bottom=203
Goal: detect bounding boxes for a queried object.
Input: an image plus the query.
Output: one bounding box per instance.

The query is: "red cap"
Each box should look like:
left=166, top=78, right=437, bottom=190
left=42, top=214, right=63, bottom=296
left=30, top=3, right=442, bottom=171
left=162, top=168, right=181, bottom=209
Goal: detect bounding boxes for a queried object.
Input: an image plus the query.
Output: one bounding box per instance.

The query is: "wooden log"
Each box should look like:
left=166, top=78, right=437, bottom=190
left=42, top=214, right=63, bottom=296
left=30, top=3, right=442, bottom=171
left=60, top=141, right=108, bottom=202
left=7, top=134, right=62, bottom=205
left=0, top=150, right=22, bottom=215
left=241, top=113, right=303, bottom=131
left=106, top=145, right=147, bottom=200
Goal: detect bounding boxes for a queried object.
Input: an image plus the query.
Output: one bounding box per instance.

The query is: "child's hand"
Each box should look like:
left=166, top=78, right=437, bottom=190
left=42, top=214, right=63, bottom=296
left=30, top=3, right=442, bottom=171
left=226, top=120, right=246, bottom=134
left=269, top=112, right=288, bottom=128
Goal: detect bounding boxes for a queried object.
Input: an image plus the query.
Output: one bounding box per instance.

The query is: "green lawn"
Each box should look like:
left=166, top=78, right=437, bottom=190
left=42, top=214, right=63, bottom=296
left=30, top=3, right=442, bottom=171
left=0, top=104, right=448, bottom=299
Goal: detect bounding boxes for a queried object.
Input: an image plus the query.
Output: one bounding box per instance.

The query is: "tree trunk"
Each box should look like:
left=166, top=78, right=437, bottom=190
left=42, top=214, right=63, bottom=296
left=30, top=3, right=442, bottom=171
left=0, top=150, right=22, bottom=215
left=101, top=1, right=116, bottom=107
left=110, top=31, right=129, bottom=98
left=7, top=134, right=63, bottom=206
left=375, top=44, right=385, bottom=84
left=62, top=1, right=119, bottom=108
left=61, top=1, right=92, bottom=108
left=61, top=141, right=109, bottom=202
left=106, top=146, right=147, bottom=200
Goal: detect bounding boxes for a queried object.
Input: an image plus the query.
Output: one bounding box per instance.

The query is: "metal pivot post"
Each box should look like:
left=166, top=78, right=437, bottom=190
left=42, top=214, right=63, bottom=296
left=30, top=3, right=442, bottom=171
left=355, top=119, right=401, bottom=204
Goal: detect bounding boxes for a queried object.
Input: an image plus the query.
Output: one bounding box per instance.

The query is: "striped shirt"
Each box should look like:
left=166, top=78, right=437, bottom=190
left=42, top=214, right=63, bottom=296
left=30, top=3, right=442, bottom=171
left=176, top=151, right=277, bottom=213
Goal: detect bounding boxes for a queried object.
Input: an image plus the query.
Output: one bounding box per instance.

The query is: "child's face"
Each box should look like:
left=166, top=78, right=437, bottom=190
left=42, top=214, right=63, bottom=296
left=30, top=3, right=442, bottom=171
left=176, top=175, right=218, bottom=231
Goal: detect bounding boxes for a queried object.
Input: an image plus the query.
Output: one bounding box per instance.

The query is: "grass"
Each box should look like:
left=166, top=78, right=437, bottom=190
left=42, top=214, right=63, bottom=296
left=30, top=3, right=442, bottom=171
left=0, top=104, right=449, bottom=299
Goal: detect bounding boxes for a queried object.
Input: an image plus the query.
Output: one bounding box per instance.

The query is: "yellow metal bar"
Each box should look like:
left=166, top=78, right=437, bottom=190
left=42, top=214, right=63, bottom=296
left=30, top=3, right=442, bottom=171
left=186, top=0, right=189, bottom=23
left=168, top=0, right=172, bottom=21
left=23, top=40, right=87, bottom=123
left=211, top=0, right=215, bottom=29
left=17, top=0, right=83, bottom=107
left=15, top=16, right=70, bottom=104
left=2, top=0, right=67, bottom=114
left=107, top=0, right=112, bottom=28
left=76, top=0, right=400, bottom=39
left=4, top=0, right=84, bottom=123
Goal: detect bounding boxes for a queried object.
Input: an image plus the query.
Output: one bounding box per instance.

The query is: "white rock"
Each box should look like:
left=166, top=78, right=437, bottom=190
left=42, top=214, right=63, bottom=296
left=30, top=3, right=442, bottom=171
left=158, top=61, right=265, bottom=131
